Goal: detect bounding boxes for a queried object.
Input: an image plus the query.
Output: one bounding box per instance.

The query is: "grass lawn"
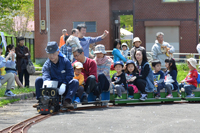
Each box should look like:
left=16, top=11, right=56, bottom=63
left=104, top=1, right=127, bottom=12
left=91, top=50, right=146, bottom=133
left=0, top=99, right=20, bottom=107
left=0, top=87, right=35, bottom=97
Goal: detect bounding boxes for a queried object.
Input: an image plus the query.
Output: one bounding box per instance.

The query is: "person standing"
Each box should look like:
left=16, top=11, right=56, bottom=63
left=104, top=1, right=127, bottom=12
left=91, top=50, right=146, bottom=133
left=59, top=29, right=69, bottom=49
left=15, top=37, right=30, bottom=87
left=151, top=32, right=175, bottom=69
left=77, top=23, right=109, bottom=57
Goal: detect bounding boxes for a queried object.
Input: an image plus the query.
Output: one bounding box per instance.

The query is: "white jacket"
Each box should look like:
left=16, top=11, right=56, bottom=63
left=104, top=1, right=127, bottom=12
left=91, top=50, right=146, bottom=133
left=151, top=40, right=175, bottom=68
left=66, top=35, right=82, bottom=50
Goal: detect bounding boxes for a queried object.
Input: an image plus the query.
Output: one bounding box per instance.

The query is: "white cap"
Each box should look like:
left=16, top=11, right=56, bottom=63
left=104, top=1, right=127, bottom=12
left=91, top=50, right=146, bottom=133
left=133, top=37, right=142, bottom=44
left=74, top=62, right=83, bottom=69
left=122, top=43, right=128, bottom=47
left=187, top=58, right=197, bottom=69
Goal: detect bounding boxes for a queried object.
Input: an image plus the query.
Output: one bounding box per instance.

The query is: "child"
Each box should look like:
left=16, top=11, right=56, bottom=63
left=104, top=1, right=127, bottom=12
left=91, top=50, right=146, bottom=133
left=130, top=37, right=145, bottom=62
left=73, top=62, right=85, bottom=103
left=121, top=43, right=129, bottom=60
left=134, top=48, right=154, bottom=101
left=66, top=29, right=82, bottom=52
left=0, top=44, right=16, bottom=96
left=164, top=58, right=178, bottom=98
left=111, top=61, right=127, bottom=99
left=152, top=60, right=165, bottom=99
left=5, top=44, right=24, bottom=88
left=125, top=60, right=138, bottom=99
left=179, top=58, right=198, bottom=98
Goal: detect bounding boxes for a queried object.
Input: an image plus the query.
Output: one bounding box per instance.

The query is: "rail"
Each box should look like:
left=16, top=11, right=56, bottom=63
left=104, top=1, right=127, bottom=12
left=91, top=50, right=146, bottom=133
left=105, top=50, right=200, bottom=63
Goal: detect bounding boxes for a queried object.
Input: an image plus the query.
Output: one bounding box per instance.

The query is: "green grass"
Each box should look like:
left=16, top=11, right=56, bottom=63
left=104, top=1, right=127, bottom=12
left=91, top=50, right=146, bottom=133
left=0, top=87, right=35, bottom=97
left=33, top=63, right=43, bottom=71
left=0, top=98, right=20, bottom=107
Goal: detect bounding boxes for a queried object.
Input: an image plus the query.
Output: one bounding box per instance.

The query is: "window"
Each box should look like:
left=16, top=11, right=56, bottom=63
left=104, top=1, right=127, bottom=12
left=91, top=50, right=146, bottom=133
left=162, top=0, right=194, bottom=2
left=73, top=21, right=96, bottom=32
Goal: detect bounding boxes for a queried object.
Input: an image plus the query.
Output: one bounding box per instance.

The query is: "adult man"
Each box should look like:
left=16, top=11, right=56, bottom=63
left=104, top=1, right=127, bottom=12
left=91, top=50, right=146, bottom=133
left=151, top=32, right=175, bottom=69
left=59, top=29, right=69, bottom=48
left=77, top=23, right=109, bottom=57
left=33, top=42, right=79, bottom=109
left=73, top=48, right=110, bottom=102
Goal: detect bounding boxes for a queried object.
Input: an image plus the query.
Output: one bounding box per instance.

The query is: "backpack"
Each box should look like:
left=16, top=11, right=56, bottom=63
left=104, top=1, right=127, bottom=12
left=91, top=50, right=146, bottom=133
left=26, top=58, right=35, bottom=75
left=197, top=73, right=200, bottom=84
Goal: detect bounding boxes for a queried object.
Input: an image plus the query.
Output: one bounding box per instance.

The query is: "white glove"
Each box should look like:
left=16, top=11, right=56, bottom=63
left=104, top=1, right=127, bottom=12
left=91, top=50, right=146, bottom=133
left=59, top=83, right=66, bottom=95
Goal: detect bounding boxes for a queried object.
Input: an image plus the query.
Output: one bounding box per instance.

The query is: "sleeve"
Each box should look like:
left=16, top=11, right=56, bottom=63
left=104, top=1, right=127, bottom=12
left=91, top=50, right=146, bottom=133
left=42, top=61, right=51, bottom=81
left=15, top=47, right=25, bottom=58
left=0, top=57, right=6, bottom=68
left=88, top=60, right=98, bottom=82
left=59, top=36, right=63, bottom=48
left=151, top=45, right=158, bottom=60
left=89, top=36, right=103, bottom=44
left=74, top=37, right=82, bottom=48
left=79, top=74, right=84, bottom=85
left=60, top=45, right=64, bottom=54
left=113, top=49, right=127, bottom=62
left=64, top=59, right=74, bottom=84
left=157, top=71, right=165, bottom=83
left=5, top=60, right=15, bottom=68
left=111, top=73, right=116, bottom=82
left=185, top=70, right=198, bottom=83
left=130, top=48, right=134, bottom=60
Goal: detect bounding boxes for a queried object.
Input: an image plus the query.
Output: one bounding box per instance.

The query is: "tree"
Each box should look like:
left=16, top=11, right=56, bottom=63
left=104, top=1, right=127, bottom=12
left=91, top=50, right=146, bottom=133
left=0, top=0, right=33, bottom=38
left=120, top=15, right=133, bottom=33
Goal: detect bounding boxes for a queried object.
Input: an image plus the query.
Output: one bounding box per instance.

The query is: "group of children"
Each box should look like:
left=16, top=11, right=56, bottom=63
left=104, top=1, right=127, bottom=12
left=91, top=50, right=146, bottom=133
left=111, top=47, right=198, bottom=101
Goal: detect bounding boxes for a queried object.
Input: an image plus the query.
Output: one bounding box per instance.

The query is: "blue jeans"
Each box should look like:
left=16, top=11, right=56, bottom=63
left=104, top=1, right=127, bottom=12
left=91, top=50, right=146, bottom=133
left=156, top=83, right=164, bottom=94
left=179, top=83, right=196, bottom=95
left=35, top=77, right=79, bottom=101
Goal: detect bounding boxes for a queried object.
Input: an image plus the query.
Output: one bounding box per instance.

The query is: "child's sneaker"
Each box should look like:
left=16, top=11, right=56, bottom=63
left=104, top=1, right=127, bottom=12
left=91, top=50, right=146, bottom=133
left=115, top=96, right=123, bottom=99
left=166, top=94, right=173, bottom=98
left=74, top=97, right=80, bottom=103
left=155, top=94, right=161, bottom=99
left=186, top=94, right=195, bottom=98
left=139, top=94, right=147, bottom=101
left=5, top=90, right=16, bottom=97
left=128, top=95, right=134, bottom=99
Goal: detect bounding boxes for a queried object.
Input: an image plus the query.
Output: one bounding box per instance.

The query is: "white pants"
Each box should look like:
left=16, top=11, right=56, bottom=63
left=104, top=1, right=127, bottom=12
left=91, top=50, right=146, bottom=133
left=1, top=73, right=15, bottom=90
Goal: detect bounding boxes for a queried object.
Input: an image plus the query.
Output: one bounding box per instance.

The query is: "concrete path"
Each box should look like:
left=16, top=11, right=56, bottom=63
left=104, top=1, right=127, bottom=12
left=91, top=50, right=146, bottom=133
left=29, top=102, right=200, bottom=133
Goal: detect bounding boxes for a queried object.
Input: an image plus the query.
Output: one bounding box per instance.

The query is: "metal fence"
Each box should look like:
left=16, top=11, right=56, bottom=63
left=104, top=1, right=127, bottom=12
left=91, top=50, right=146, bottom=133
left=0, top=36, right=35, bottom=62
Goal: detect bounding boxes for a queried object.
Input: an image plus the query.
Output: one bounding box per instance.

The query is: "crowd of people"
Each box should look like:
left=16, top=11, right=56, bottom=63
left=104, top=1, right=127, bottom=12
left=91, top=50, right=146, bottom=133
left=0, top=23, right=198, bottom=109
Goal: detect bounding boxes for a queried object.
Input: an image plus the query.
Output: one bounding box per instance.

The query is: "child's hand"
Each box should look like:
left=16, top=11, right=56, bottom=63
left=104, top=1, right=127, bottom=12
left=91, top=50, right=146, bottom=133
left=181, top=80, right=185, bottom=83
left=112, top=82, right=115, bottom=85
left=130, top=76, right=136, bottom=82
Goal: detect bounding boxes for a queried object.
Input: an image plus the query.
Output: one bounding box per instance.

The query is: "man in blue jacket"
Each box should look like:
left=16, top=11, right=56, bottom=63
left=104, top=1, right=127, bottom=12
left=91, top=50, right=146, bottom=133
left=33, top=42, right=79, bottom=109
left=77, top=23, right=109, bottom=57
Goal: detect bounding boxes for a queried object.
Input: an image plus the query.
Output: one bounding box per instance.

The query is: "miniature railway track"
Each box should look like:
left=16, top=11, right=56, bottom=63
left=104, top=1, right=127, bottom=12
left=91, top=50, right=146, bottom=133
left=1, top=101, right=200, bottom=133
left=0, top=114, right=53, bottom=133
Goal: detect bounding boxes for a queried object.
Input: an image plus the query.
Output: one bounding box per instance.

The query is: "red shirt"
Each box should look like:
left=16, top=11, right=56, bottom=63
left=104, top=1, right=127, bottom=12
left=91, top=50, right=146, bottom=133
left=184, top=69, right=198, bottom=87
left=73, top=58, right=98, bottom=82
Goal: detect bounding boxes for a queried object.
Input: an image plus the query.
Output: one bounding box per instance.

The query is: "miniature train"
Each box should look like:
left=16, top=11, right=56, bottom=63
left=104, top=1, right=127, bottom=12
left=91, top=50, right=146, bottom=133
left=36, top=83, right=200, bottom=115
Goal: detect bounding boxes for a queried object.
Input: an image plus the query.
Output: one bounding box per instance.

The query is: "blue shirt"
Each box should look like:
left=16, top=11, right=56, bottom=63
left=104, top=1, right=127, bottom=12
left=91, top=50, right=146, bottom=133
left=60, top=44, right=72, bottom=61
left=153, top=70, right=165, bottom=87
left=42, top=55, right=74, bottom=86
left=112, top=48, right=127, bottom=63
left=79, top=36, right=102, bottom=57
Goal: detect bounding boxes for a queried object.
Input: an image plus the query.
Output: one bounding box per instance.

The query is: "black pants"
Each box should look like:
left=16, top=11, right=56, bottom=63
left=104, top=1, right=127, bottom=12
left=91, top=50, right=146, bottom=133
left=84, top=73, right=110, bottom=96
left=18, top=69, right=29, bottom=87
left=135, top=78, right=146, bottom=94
left=76, top=86, right=84, bottom=98
left=128, top=86, right=134, bottom=95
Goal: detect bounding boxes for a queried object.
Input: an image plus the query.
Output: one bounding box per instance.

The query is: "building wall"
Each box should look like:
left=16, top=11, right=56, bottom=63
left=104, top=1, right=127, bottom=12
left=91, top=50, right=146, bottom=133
left=134, top=0, right=198, bottom=53
left=35, top=0, right=111, bottom=62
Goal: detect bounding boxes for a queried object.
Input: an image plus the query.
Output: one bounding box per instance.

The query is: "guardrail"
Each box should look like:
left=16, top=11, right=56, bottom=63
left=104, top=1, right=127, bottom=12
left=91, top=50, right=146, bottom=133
left=105, top=50, right=200, bottom=63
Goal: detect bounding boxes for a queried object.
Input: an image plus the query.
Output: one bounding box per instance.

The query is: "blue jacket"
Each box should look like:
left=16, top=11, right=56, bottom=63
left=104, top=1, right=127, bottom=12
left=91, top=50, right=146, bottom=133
left=112, top=48, right=127, bottom=63
left=42, top=55, right=74, bottom=86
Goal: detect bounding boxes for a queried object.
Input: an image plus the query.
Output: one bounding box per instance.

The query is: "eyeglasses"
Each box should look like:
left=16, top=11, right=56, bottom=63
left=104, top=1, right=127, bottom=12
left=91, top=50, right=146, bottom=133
left=74, top=54, right=81, bottom=58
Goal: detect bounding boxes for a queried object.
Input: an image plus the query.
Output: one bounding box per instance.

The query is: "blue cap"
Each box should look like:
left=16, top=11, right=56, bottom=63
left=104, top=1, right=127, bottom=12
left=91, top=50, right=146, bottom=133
left=45, top=41, right=59, bottom=54
left=114, top=61, right=124, bottom=67
left=126, top=60, right=135, bottom=66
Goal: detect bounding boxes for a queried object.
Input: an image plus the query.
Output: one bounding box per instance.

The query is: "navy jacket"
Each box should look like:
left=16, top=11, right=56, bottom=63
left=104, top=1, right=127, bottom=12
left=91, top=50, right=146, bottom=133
left=42, top=55, right=74, bottom=86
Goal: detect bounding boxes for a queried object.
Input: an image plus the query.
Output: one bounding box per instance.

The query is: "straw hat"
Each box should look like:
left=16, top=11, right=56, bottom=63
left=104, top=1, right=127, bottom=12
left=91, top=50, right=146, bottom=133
left=187, top=58, right=197, bottom=69
left=133, top=37, right=142, bottom=44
